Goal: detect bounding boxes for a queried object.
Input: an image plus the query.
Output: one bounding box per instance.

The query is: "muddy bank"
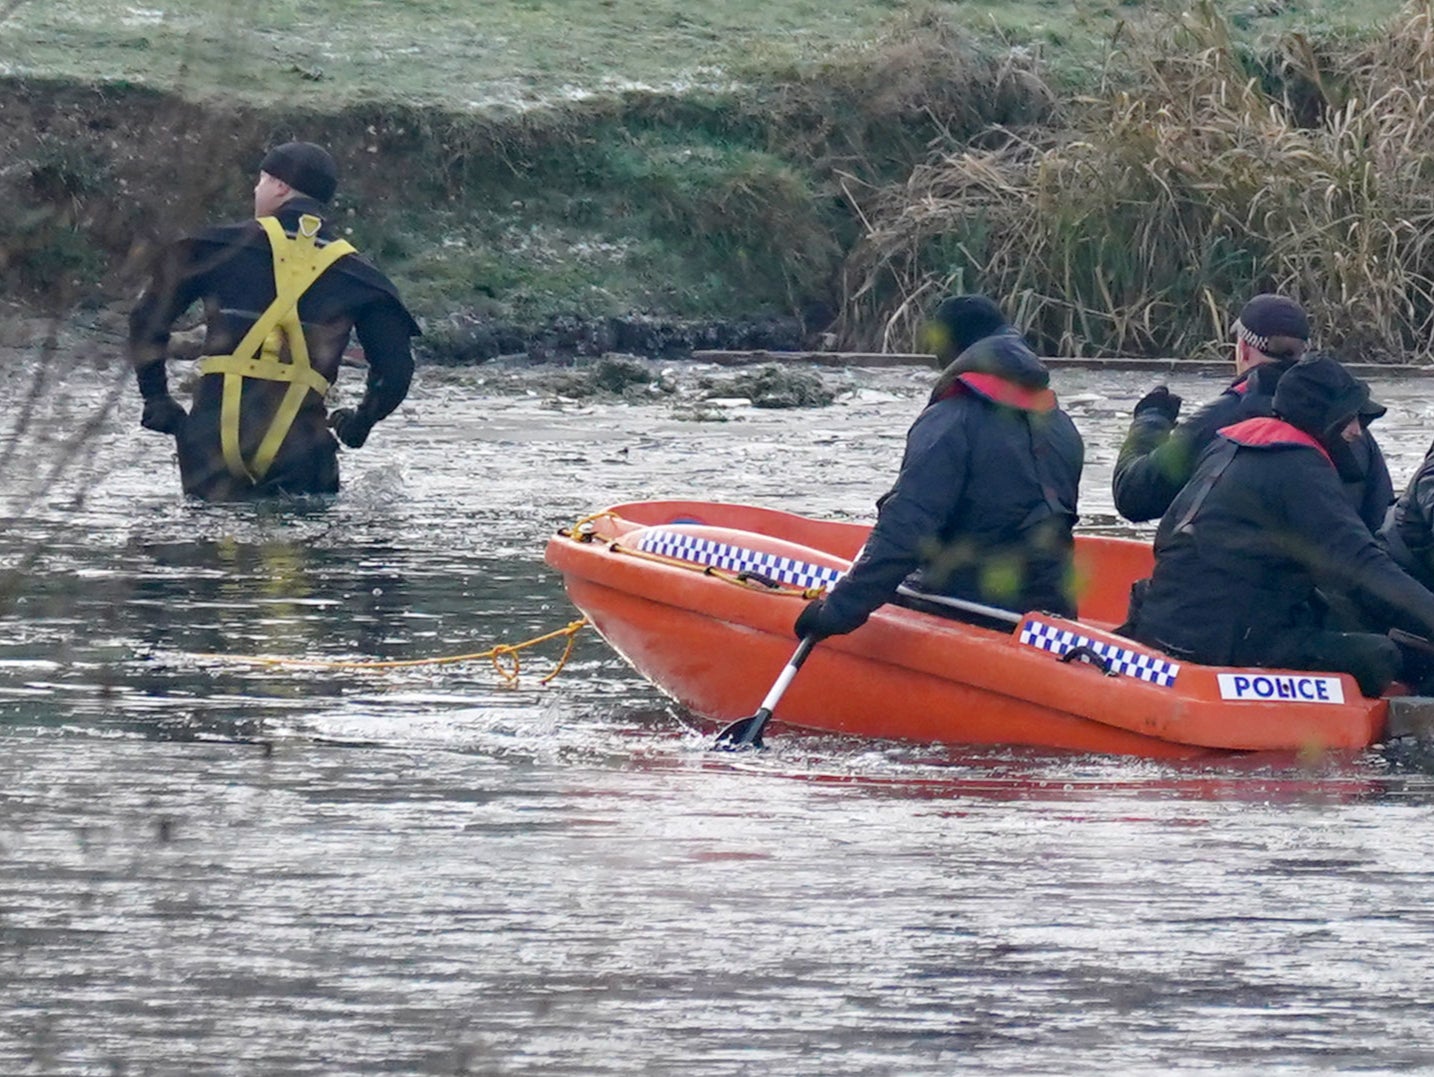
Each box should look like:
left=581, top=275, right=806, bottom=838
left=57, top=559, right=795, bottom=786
left=525, top=353, right=839, bottom=411
left=419, top=311, right=812, bottom=364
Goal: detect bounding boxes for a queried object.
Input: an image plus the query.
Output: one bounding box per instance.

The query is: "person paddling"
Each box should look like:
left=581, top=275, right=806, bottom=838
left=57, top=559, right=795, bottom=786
left=129, top=141, right=420, bottom=499
left=1123, top=355, right=1434, bottom=697
left=1113, top=294, right=1392, bottom=531
left=792, top=294, right=1084, bottom=643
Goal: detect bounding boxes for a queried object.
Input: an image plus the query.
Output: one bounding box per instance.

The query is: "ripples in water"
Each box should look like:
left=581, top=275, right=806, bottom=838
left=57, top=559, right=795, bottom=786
left=5, top=362, right=1434, bottom=1073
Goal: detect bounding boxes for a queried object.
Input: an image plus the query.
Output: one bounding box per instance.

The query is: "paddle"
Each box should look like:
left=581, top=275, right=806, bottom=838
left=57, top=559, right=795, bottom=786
left=893, top=584, right=1022, bottom=627
left=711, top=635, right=817, bottom=750
left=711, top=591, right=1022, bottom=751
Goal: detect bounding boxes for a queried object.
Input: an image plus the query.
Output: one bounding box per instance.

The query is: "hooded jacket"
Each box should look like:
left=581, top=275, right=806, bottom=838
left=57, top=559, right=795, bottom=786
left=1128, top=357, right=1434, bottom=665
left=819, top=329, right=1084, bottom=631
left=1113, top=360, right=1392, bottom=531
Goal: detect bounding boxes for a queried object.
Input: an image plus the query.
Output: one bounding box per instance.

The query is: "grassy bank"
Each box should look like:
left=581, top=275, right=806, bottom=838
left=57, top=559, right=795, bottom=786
left=4, top=1, right=1398, bottom=108
left=0, top=0, right=1421, bottom=361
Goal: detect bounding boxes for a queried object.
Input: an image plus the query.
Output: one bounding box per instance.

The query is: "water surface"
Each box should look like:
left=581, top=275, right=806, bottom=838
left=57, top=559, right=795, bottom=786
left=4, top=352, right=1434, bottom=1074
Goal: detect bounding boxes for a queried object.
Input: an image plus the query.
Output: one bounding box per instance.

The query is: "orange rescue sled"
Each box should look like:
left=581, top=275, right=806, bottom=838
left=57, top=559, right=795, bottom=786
left=544, top=500, right=1392, bottom=758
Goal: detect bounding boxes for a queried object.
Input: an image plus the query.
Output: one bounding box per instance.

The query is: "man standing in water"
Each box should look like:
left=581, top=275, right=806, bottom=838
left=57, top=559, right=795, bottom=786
left=129, top=141, right=419, bottom=499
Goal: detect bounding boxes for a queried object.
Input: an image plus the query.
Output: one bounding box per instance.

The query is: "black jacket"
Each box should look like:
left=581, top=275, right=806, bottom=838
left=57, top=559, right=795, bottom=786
left=1129, top=418, right=1434, bottom=665
left=821, top=331, right=1084, bottom=631
left=1379, top=438, right=1434, bottom=589
left=129, top=197, right=419, bottom=498
left=1114, top=362, right=1392, bottom=531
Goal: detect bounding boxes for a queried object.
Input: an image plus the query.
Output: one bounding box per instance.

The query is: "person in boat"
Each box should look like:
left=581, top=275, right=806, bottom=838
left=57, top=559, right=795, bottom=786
left=1379, top=441, right=1434, bottom=591
left=1122, top=354, right=1434, bottom=697
left=1113, top=294, right=1392, bottom=532
left=129, top=141, right=419, bottom=500
left=792, top=294, right=1083, bottom=642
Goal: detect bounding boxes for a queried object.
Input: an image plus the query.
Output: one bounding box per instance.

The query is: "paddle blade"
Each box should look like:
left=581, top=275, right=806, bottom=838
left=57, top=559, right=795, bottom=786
left=709, top=636, right=816, bottom=751
left=712, top=708, right=771, bottom=751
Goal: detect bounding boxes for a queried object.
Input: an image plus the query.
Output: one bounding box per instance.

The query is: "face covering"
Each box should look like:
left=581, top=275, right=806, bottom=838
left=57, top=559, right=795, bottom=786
left=1323, top=421, right=1369, bottom=484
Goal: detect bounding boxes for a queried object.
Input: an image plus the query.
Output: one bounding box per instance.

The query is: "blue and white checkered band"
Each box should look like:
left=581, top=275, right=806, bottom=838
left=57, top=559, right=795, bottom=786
left=1233, top=319, right=1270, bottom=353
left=634, top=530, right=845, bottom=591
left=1019, top=618, right=1181, bottom=688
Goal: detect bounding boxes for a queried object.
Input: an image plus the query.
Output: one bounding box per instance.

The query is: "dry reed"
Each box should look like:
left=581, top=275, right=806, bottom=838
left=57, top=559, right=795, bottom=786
left=839, top=1, right=1434, bottom=363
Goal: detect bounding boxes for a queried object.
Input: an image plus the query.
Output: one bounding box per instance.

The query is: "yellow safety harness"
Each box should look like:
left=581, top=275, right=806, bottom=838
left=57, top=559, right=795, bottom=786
left=197, top=214, right=356, bottom=483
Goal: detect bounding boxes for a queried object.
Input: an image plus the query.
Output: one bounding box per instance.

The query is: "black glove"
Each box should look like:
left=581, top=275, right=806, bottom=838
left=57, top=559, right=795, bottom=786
left=793, top=598, right=861, bottom=642
left=1133, top=385, right=1182, bottom=424
left=140, top=394, right=187, bottom=436
left=328, top=407, right=375, bottom=449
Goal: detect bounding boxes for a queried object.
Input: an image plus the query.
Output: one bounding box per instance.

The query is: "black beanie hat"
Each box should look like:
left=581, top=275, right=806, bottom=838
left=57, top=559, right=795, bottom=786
left=259, top=141, right=338, bottom=203
left=1233, top=294, right=1309, bottom=359
left=932, top=294, right=1009, bottom=357
left=1271, top=354, right=1373, bottom=440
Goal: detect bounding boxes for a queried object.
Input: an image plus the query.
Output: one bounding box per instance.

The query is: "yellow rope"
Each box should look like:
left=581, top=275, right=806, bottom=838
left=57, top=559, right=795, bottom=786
left=192, top=617, right=590, bottom=686
left=558, top=510, right=623, bottom=541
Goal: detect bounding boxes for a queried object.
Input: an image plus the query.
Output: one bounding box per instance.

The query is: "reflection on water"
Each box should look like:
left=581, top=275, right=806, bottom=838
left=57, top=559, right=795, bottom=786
left=4, top=359, right=1434, bottom=1074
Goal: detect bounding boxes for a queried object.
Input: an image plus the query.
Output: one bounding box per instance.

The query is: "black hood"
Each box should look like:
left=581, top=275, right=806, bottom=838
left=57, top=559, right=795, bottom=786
left=1271, top=355, right=1371, bottom=440
left=928, top=329, right=1049, bottom=403
left=931, top=294, right=1009, bottom=358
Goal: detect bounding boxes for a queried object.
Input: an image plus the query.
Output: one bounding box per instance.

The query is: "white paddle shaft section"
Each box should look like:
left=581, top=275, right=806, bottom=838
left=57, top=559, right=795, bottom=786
left=759, top=655, right=806, bottom=712
left=895, top=584, right=1021, bottom=626
left=752, top=635, right=817, bottom=718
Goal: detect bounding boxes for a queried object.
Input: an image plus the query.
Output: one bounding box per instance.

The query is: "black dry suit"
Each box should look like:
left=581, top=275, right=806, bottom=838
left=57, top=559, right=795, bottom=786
left=1113, top=360, right=1392, bottom=531
left=815, top=330, right=1084, bottom=634
left=1126, top=356, right=1434, bottom=696
left=130, top=197, right=419, bottom=500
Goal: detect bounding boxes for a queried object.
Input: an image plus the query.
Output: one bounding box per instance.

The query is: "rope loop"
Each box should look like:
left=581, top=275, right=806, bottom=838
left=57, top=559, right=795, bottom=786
left=489, top=644, right=522, bottom=687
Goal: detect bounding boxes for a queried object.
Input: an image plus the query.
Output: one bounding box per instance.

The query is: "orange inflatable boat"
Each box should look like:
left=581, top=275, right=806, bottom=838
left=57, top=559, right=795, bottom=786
left=544, top=500, right=1394, bottom=758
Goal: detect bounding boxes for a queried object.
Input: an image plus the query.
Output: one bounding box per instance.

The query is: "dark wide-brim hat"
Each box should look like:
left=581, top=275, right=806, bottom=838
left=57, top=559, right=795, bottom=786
left=1272, top=354, right=1378, bottom=438
left=1358, top=394, right=1388, bottom=421
left=260, top=141, right=338, bottom=203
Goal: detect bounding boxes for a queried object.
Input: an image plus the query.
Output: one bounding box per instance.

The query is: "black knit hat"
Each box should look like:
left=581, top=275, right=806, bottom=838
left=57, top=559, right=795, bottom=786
left=931, top=294, right=1010, bottom=358
left=1272, top=354, right=1373, bottom=439
left=1233, top=294, right=1309, bottom=359
left=259, top=141, right=338, bottom=203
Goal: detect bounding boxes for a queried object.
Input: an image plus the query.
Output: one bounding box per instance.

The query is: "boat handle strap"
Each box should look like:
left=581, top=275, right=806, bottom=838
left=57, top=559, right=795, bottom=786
left=1060, top=644, right=1118, bottom=676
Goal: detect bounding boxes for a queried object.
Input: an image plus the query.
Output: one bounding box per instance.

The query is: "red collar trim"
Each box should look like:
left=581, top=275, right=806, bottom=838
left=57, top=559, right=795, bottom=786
left=941, top=372, right=1057, bottom=412
left=1219, top=417, right=1333, bottom=465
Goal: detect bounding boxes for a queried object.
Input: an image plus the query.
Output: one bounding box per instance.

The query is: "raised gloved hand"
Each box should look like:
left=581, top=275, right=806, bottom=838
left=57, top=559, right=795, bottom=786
left=328, top=407, right=375, bottom=449
left=1133, top=385, right=1182, bottom=424
left=793, top=597, right=863, bottom=642
left=140, top=394, right=187, bottom=436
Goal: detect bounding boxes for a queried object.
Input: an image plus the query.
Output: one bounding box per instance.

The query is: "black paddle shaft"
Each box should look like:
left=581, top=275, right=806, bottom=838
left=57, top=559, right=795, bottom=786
left=711, top=636, right=817, bottom=750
